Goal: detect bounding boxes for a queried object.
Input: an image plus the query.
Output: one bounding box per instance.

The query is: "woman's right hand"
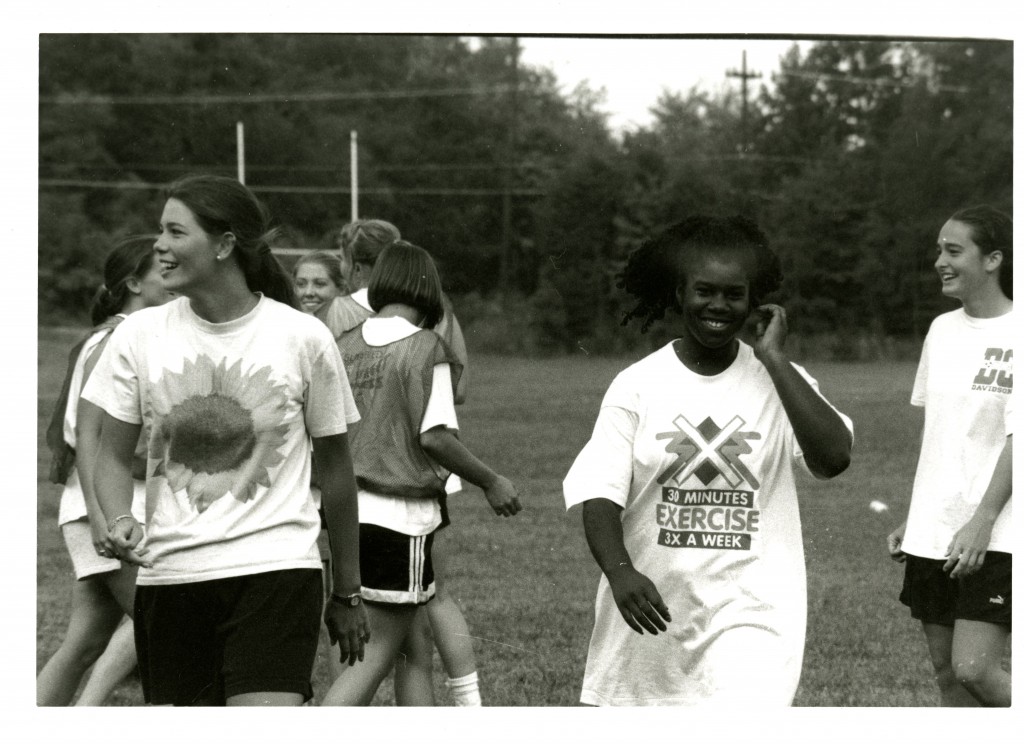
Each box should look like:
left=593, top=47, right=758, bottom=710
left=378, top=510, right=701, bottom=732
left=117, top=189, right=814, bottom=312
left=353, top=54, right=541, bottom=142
left=887, top=520, right=907, bottom=563
left=483, top=475, right=523, bottom=518
left=89, top=517, right=117, bottom=559
left=607, top=564, right=672, bottom=635
left=107, top=514, right=152, bottom=567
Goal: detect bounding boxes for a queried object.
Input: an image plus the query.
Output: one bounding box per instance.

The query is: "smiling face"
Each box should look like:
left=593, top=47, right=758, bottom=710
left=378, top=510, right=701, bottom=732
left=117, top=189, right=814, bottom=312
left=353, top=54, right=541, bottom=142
left=675, top=249, right=753, bottom=352
left=294, top=261, right=342, bottom=314
left=154, top=198, right=221, bottom=296
left=133, top=256, right=175, bottom=308
left=935, top=219, right=1001, bottom=303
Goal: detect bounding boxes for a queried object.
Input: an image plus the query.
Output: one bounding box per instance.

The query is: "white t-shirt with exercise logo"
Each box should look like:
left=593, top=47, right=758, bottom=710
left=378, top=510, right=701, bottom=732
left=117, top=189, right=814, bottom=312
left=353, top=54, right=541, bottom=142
left=83, top=295, right=360, bottom=585
left=563, top=341, right=853, bottom=706
left=903, top=308, right=1013, bottom=559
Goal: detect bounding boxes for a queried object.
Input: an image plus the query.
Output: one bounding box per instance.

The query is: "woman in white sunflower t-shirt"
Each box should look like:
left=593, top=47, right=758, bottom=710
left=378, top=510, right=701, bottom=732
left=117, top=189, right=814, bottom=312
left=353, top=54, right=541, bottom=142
left=85, top=175, right=369, bottom=706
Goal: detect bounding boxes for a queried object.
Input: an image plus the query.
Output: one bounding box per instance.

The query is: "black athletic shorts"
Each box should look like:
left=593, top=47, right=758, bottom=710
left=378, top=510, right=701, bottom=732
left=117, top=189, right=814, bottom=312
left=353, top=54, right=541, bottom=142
left=359, top=523, right=435, bottom=606
left=899, top=552, right=1011, bottom=628
left=134, top=568, right=323, bottom=705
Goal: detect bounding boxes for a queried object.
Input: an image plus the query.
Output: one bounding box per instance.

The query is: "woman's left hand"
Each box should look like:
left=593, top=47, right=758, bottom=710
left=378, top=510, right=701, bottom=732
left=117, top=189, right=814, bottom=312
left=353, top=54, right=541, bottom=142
left=324, top=600, right=370, bottom=666
left=944, top=516, right=994, bottom=578
left=752, top=304, right=788, bottom=361
left=484, top=475, right=523, bottom=518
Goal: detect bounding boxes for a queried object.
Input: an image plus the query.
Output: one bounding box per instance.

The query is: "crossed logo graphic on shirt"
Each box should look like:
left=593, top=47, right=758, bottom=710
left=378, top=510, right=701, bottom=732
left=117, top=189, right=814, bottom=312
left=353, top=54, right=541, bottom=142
left=655, top=414, right=761, bottom=490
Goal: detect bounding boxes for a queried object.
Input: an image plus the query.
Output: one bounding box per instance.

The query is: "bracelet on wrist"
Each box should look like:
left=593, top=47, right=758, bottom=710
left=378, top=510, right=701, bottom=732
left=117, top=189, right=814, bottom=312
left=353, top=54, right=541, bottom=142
left=107, top=513, right=136, bottom=532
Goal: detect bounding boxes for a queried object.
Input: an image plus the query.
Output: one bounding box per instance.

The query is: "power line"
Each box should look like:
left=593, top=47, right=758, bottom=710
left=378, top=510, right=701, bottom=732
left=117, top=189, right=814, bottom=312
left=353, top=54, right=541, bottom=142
left=38, top=178, right=545, bottom=197
left=39, top=85, right=517, bottom=106
left=38, top=160, right=553, bottom=174
left=777, top=70, right=969, bottom=93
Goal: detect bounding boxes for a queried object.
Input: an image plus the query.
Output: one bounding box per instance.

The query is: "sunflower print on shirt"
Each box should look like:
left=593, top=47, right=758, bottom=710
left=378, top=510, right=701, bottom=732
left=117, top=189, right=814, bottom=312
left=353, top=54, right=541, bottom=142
left=149, top=354, right=290, bottom=515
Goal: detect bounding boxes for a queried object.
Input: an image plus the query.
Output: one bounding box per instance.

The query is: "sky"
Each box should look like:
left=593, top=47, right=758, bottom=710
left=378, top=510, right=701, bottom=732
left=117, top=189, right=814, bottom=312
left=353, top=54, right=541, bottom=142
left=517, top=37, right=803, bottom=132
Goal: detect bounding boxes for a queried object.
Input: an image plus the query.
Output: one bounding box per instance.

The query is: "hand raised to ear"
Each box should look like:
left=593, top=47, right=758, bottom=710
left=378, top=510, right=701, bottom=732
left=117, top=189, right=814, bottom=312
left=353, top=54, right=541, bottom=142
left=753, top=304, right=788, bottom=361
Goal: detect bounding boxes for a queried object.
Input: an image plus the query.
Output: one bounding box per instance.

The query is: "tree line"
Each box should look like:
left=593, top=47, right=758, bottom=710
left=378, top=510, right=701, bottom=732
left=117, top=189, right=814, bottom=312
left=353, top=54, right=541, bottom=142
left=38, top=35, right=1011, bottom=357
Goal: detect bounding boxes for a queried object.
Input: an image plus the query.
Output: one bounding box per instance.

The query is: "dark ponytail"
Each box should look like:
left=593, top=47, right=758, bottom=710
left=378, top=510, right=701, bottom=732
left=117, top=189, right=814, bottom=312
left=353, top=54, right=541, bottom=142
left=89, top=235, right=158, bottom=325
left=165, top=175, right=299, bottom=309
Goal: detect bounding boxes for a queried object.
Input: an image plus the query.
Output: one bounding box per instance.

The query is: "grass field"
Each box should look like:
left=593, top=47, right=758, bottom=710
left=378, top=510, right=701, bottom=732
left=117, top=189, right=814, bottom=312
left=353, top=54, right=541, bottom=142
left=36, top=325, right=971, bottom=706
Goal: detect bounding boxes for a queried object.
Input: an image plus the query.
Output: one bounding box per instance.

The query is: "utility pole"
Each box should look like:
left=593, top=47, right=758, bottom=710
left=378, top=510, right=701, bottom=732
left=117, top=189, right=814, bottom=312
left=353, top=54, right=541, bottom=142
left=350, top=130, right=359, bottom=221
left=236, top=121, right=246, bottom=184
left=726, top=50, right=761, bottom=154
left=500, top=36, right=519, bottom=293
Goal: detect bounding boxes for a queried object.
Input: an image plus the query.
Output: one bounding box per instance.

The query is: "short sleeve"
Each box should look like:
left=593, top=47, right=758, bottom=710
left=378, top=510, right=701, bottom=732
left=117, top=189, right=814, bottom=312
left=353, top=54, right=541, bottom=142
left=421, top=363, right=458, bottom=432
left=910, top=327, right=932, bottom=408
left=305, top=338, right=360, bottom=438
left=81, top=323, right=143, bottom=425
left=1004, top=392, right=1013, bottom=436
left=789, top=362, right=855, bottom=474
left=563, top=375, right=639, bottom=511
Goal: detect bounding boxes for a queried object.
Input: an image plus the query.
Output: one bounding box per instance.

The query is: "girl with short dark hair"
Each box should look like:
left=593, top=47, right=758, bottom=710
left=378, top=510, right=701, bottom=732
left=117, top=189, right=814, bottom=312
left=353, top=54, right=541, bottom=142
left=322, top=240, right=522, bottom=706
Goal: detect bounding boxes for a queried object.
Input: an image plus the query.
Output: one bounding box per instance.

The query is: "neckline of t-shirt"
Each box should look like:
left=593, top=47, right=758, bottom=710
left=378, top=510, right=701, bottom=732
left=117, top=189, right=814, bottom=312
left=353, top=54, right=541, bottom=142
left=183, top=293, right=265, bottom=333
left=664, top=338, right=748, bottom=380
left=957, top=306, right=1013, bottom=328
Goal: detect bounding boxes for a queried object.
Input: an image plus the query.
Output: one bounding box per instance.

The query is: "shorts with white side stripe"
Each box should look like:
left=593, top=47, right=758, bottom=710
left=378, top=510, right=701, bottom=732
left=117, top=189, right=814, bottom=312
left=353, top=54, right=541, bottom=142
left=359, top=523, right=435, bottom=605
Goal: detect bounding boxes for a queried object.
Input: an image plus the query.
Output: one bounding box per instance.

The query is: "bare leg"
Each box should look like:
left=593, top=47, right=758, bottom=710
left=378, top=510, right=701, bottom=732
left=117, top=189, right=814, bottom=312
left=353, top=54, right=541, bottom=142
left=393, top=609, right=437, bottom=706
left=325, top=637, right=345, bottom=683
left=425, top=532, right=480, bottom=705
left=394, top=530, right=478, bottom=705
left=427, top=594, right=477, bottom=679
left=103, top=563, right=138, bottom=616
left=952, top=620, right=1011, bottom=706
left=920, top=622, right=979, bottom=707
left=321, top=603, right=418, bottom=706
left=37, top=577, right=124, bottom=706
left=75, top=618, right=137, bottom=706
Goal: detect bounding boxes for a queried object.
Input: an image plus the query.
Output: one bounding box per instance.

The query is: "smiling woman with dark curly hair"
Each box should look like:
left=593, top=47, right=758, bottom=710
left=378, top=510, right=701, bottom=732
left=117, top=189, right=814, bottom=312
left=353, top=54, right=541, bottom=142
left=563, top=214, right=853, bottom=706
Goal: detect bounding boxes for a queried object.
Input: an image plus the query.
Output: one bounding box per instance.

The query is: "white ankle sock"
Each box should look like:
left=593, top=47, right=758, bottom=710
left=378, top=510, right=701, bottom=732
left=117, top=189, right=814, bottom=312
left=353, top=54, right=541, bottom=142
left=447, top=671, right=482, bottom=707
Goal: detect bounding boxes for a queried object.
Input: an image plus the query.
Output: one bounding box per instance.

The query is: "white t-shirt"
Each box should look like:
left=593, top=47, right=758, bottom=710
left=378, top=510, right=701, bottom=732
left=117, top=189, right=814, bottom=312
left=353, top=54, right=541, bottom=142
left=58, top=323, right=145, bottom=526
left=83, top=295, right=360, bottom=585
left=903, top=308, right=1013, bottom=559
left=354, top=315, right=458, bottom=536
left=563, top=341, right=853, bottom=706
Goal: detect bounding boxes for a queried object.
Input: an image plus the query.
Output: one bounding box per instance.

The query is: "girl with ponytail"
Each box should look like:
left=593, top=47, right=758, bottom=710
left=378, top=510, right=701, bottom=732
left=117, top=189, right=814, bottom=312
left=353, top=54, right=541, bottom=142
left=38, top=235, right=173, bottom=705
left=887, top=205, right=1013, bottom=707
left=162, top=174, right=299, bottom=309
left=83, top=175, right=368, bottom=705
